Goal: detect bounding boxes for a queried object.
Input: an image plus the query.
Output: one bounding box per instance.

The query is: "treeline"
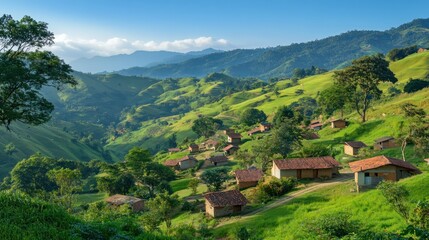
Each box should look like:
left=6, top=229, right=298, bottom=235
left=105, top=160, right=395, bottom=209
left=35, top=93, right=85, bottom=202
left=292, top=66, right=328, bottom=79
left=387, top=45, right=418, bottom=61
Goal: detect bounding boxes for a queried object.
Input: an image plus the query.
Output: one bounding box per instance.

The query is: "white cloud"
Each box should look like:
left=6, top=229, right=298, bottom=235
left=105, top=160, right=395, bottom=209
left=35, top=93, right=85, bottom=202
left=47, top=34, right=229, bottom=61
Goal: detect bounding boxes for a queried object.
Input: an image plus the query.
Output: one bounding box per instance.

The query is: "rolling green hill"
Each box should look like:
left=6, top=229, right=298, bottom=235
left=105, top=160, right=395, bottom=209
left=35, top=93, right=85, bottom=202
left=116, top=18, right=429, bottom=79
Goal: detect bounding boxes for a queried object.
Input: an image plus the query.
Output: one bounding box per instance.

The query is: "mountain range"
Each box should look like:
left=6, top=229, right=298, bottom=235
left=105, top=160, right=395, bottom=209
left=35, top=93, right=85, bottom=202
left=69, top=48, right=223, bottom=73
left=115, top=18, right=429, bottom=79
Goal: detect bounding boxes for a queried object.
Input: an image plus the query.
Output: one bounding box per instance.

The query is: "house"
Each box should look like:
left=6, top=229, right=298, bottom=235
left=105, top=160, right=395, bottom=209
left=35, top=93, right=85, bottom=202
left=247, top=127, right=261, bottom=136
left=374, top=136, right=396, bottom=150
left=303, top=132, right=320, bottom=140
left=259, top=122, right=272, bottom=132
left=223, top=144, right=239, bottom=155
left=105, top=194, right=144, bottom=212
left=309, top=120, right=323, bottom=130
left=330, top=119, right=346, bottom=129
left=188, top=143, right=199, bottom=153
left=168, top=148, right=180, bottom=154
left=207, top=155, right=229, bottom=166
left=349, top=155, right=421, bottom=188
left=227, top=132, right=242, bottom=145
left=235, top=169, right=264, bottom=189
left=344, top=141, right=367, bottom=156
left=204, top=190, right=248, bottom=218
left=272, top=156, right=340, bottom=179
left=163, top=156, right=198, bottom=170
left=418, top=48, right=427, bottom=53
left=223, top=129, right=235, bottom=135
left=201, top=139, right=219, bottom=150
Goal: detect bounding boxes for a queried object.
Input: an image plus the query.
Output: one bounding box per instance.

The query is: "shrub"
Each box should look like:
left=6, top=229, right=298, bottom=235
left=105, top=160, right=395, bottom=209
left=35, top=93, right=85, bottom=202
left=303, top=212, right=360, bottom=239
left=250, top=177, right=297, bottom=204
left=403, top=79, right=429, bottom=93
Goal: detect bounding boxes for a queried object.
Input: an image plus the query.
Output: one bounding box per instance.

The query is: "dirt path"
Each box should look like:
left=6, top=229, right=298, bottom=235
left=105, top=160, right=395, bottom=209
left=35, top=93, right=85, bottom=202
left=216, top=173, right=354, bottom=227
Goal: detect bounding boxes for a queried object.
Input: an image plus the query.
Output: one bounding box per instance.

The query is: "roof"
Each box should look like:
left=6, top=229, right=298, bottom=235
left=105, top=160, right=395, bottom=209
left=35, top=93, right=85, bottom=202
left=105, top=194, right=143, bottom=205
left=345, top=141, right=367, bottom=148
left=309, top=123, right=323, bottom=129
left=208, top=155, right=228, bottom=163
left=204, top=139, right=219, bottom=145
left=260, top=122, right=272, bottom=127
left=204, top=190, right=248, bottom=207
left=273, top=156, right=340, bottom=170
left=189, top=143, right=199, bottom=148
left=163, top=156, right=196, bottom=166
left=330, top=119, right=345, bottom=123
left=168, top=148, right=180, bottom=152
left=247, top=127, right=261, bottom=135
left=235, top=169, right=264, bottom=182
left=310, top=120, right=320, bottom=124
left=303, top=132, right=320, bottom=140
left=374, top=136, right=395, bottom=143
left=223, top=144, right=238, bottom=151
left=227, top=132, right=242, bottom=138
left=349, top=155, right=421, bottom=173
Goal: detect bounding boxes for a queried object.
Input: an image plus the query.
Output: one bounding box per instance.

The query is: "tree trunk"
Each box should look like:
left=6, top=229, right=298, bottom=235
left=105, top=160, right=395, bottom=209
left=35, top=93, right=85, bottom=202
left=401, top=136, right=408, bottom=161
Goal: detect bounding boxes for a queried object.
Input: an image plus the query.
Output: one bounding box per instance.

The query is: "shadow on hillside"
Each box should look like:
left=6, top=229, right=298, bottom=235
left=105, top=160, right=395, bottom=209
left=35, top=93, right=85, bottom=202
left=344, top=120, right=383, bottom=141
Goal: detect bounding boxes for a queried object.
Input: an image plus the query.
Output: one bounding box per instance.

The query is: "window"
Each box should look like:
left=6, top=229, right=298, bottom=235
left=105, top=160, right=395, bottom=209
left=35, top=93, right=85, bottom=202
left=364, top=172, right=370, bottom=177
left=374, top=173, right=378, bottom=177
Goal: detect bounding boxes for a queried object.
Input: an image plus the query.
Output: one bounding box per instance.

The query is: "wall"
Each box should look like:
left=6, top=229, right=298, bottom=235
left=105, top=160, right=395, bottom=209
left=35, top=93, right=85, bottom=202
left=238, top=180, right=258, bottom=189
left=344, top=145, right=358, bottom=156
left=180, top=159, right=196, bottom=170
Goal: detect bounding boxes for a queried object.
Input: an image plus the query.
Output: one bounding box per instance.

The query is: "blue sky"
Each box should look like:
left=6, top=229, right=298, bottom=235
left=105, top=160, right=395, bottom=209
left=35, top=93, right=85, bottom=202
left=3, top=0, right=429, bottom=61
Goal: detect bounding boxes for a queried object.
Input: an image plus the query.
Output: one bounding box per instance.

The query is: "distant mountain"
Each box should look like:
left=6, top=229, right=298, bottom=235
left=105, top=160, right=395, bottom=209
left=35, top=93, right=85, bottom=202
left=116, top=18, right=429, bottom=79
left=69, top=48, right=223, bottom=73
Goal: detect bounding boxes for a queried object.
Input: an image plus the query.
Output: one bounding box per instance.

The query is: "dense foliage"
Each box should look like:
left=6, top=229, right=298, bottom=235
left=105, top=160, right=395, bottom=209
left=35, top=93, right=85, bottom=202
left=240, top=108, right=267, bottom=126
left=387, top=45, right=418, bottom=61
left=403, top=78, right=429, bottom=93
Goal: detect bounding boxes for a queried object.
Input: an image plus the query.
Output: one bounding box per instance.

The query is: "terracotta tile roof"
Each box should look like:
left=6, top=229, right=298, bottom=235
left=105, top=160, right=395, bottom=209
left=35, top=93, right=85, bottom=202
left=105, top=194, right=143, bottom=205
left=223, top=144, right=238, bottom=151
left=273, top=156, right=340, bottom=170
left=330, top=119, right=345, bottom=123
left=345, top=141, right=367, bottom=148
left=163, top=159, right=179, bottom=167
left=208, top=155, right=229, bottom=163
left=235, top=169, right=263, bottom=182
left=247, top=127, right=261, bottom=135
left=309, top=123, right=323, bottom=129
left=374, top=136, right=394, bottom=143
left=310, top=120, right=320, bottom=124
left=227, top=132, right=242, bottom=138
left=349, top=155, right=421, bottom=173
left=204, top=190, right=248, bottom=207
left=179, top=156, right=197, bottom=162
left=168, top=148, right=180, bottom=152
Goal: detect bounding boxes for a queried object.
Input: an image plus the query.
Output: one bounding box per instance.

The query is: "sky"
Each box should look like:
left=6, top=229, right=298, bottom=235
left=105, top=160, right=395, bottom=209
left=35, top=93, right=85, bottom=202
left=2, top=0, right=429, bottom=62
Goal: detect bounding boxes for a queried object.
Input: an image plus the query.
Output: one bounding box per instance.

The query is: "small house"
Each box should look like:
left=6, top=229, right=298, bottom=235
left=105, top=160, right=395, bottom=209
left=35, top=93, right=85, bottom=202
left=272, top=156, right=340, bottom=179
left=309, top=120, right=323, bottom=131
left=207, top=155, right=229, bottom=166
left=259, top=122, right=272, bottom=132
left=235, top=169, right=264, bottom=189
left=223, top=144, right=239, bottom=155
left=418, top=48, right=427, bottom=53
left=303, top=132, right=320, bottom=140
left=349, top=155, right=421, bottom=188
left=344, top=141, right=367, bottom=156
left=163, top=156, right=198, bottom=170
left=188, top=143, right=199, bottom=153
left=227, top=132, right=242, bottom=145
left=223, top=129, right=235, bottom=135
left=168, top=148, right=180, bottom=154
left=247, top=127, right=261, bottom=136
left=330, top=119, right=346, bottom=129
left=204, top=190, right=248, bottom=218
left=201, top=139, right=219, bottom=150
left=374, top=136, right=396, bottom=150
left=105, top=194, right=144, bottom=212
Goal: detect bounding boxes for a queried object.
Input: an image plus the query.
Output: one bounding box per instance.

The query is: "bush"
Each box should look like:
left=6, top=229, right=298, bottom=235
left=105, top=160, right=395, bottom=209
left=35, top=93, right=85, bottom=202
left=403, top=79, right=429, bottom=93
left=250, top=177, right=297, bottom=204
left=387, top=45, right=418, bottom=61
left=303, top=212, right=360, bottom=239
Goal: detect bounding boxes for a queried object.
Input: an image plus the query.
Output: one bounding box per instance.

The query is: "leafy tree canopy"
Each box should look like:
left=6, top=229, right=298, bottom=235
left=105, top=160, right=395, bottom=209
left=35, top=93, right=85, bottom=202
left=240, top=108, right=267, bottom=126
left=191, top=116, right=223, bottom=138
left=403, top=78, right=429, bottom=93
left=0, top=14, right=76, bottom=129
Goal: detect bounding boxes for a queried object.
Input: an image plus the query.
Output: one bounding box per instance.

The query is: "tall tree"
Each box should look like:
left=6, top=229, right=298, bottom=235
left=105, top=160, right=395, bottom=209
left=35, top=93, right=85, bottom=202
left=318, top=85, right=348, bottom=118
left=200, top=168, right=229, bottom=191
left=47, top=168, right=82, bottom=211
left=240, top=108, right=267, bottom=126
left=191, top=116, right=223, bottom=138
left=0, top=15, right=76, bottom=129
left=144, top=192, right=180, bottom=230
left=268, top=119, right=303, bottom=158
left=334, top=54, right=397, bottom=122
left=272, top=106, right=297, bottom=126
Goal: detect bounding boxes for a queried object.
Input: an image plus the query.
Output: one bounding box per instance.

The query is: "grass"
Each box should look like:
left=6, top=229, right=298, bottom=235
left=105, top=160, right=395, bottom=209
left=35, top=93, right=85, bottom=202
left=75, top=192, right=107, bottom=206
left=170, top=178, right=208, bottom=199
left=213, top=173, right=429, bottom=239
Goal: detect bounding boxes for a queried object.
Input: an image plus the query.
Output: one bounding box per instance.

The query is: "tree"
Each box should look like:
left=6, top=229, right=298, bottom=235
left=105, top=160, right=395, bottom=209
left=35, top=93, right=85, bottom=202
left=289, top=97, right=318, bottom=120
left=200, top=168, right=229, bottom=191
left=403, top=78, right=429, bottom=93
left=47, top=168, right=82, bottom=211
left=268, top=120, right=303, bottom=158
left=240, top=108, right=267, bottom=126
left=272, top=106, right=296, bottom=126
left=3, top=142, right=16, bottom=155
left=318, top=84, right=348, bottom=118
left=191, top=116, right=223, bottom=138
left=398, top=103, right=429, bottom=160
left=377, top=181, right=409, bottom=220
left=187, top=178, right=199, bottom=196
left=0, top=15, right=76, bottom=129
left=387, top=45, right=418, bottom=61
left=234, top=149, right=256, bottom=169
left=334, top=54, right=397, bottom=122
left=144, top=192, right=180, bottom=230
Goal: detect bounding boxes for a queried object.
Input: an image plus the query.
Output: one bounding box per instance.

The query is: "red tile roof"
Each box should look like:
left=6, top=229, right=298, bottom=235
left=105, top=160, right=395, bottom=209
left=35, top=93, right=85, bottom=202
left=163, top=159, right=179, bottom=167
left=273, top=156, right=340, bottom=170
left=235, top=169, right=263, bottom=182
left=247, top=127, right=261, bottom=135
left=208, top=155, right=229, bottom=163
left=223, top=144, right=238, bottom=151
left=227, top=132, right=242, bottom=138
left=204, top=190, right=248, bottom=207
left=349, top=155, right=421, bottom=173
left=345, top=141, right=367, bottom=148
left=105, top=194, right=143, bottom=205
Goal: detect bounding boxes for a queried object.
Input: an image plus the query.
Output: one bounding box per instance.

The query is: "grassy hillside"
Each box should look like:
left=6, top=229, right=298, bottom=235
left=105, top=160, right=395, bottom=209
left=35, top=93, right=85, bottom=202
left=213, top=173, right=429, bottom=239
left=107, top=51, right=429, bottom=159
